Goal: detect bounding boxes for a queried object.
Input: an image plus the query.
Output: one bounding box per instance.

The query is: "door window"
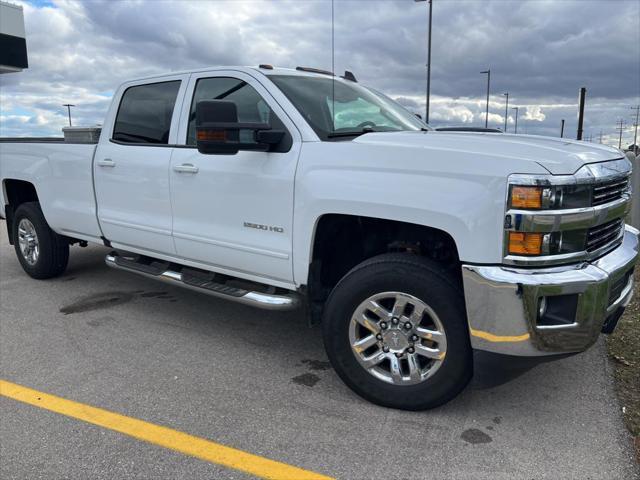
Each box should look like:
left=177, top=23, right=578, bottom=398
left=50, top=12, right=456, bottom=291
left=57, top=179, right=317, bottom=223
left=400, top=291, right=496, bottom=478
left=112, top=81, right=181, bottom=144
left=186, top=77, right=286, bottom=146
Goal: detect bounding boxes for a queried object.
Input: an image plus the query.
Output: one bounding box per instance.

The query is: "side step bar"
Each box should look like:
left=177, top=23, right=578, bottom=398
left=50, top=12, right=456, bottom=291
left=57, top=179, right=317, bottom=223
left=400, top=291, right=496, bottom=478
left=105, top=254, right=301, bottom=311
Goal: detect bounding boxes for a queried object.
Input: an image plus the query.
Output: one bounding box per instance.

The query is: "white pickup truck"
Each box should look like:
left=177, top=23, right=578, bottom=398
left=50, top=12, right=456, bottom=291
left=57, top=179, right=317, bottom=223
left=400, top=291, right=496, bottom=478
left=1, top=66, right=637, bottom=410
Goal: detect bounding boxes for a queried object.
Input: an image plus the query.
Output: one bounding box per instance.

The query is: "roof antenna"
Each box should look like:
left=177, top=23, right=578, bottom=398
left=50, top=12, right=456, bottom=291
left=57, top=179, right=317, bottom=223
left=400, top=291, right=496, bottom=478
left=331, top=0, right=335, bottom=133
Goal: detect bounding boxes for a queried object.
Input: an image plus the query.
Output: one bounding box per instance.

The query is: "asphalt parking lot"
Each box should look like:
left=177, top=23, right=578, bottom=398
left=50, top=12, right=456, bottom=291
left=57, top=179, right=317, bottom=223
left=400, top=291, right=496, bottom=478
left=1, top=221, right=638, bottom=480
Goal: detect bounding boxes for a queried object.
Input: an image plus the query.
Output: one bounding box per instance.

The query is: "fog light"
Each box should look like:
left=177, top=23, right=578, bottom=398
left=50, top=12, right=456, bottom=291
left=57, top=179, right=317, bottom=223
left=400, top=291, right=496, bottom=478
left=538, top=296, right=547, bottom=319
left=536, top=294, right=579, bottom=328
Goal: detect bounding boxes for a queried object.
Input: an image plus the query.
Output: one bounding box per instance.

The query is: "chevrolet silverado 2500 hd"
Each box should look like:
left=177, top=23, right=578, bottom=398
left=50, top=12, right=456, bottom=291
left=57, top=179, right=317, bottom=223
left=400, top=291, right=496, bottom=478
left=1, top=66, right=637, bottom=410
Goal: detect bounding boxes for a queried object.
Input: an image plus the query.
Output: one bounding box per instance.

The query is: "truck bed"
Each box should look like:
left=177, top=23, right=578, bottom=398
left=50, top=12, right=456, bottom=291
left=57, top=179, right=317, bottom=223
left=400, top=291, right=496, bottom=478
left=0, top=141, right=102, bottom=242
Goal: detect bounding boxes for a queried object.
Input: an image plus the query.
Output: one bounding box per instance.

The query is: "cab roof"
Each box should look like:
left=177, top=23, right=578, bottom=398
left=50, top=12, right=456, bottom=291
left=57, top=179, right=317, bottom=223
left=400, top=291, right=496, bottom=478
left=124, top=65, right=351, bottom=84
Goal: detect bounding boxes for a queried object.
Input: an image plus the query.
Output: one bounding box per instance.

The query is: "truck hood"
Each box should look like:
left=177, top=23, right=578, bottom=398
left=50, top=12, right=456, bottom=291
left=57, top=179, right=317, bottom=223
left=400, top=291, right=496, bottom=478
left=352, top=130, right=624, bottom=175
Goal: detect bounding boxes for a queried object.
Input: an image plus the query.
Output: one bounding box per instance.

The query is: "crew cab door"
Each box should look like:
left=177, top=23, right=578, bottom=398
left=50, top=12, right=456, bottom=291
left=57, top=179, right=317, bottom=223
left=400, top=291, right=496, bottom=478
left=94, top=76, right=188, bottom=254
left=170, top=71, right=301, bottom=284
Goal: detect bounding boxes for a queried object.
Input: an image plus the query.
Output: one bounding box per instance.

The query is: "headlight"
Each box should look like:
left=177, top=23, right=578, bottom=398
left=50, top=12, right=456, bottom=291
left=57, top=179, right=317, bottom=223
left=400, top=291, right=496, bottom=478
left=508, top=184, right=592, bottom=210
left=504, top=160, right=631, bottom=266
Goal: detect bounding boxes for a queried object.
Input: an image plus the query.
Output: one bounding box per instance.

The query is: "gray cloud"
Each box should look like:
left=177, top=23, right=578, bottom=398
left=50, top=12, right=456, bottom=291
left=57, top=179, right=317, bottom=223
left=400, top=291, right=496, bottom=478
left=1, top=0, right=638, bottom=147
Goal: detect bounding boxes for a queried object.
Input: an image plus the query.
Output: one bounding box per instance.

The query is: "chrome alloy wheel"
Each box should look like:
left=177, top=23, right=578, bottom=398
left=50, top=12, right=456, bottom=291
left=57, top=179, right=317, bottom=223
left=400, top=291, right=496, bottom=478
left=17, top=218, right=39, bottom=265
left=349, top=292, right=447, bottom=386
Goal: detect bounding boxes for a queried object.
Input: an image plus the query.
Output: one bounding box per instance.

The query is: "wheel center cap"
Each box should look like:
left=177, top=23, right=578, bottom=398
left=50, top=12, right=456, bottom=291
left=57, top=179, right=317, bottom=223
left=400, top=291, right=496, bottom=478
left=382, top=329, right=409, bottom=353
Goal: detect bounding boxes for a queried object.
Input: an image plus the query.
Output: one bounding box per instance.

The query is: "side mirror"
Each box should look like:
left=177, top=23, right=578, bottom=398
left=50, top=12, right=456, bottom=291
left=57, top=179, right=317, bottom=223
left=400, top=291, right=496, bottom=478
left=195, top=100, right=285, bottom=155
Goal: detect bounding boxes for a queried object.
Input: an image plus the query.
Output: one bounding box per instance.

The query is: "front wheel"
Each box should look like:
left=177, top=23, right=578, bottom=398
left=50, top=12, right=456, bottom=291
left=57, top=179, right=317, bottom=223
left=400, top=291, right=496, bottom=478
left=12, top=202, right=69, bottom=279
left=322, top=253, right=472, bottom=410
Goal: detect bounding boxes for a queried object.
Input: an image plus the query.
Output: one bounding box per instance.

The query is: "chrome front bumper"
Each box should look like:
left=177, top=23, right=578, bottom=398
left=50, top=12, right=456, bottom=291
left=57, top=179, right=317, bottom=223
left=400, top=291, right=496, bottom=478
left=462, top=225, right=639, bottom=356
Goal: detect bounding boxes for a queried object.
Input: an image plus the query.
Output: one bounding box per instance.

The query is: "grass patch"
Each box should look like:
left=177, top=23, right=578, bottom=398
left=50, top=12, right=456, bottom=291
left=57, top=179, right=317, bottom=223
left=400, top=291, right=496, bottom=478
left=607, top=268, right=639, bottom=462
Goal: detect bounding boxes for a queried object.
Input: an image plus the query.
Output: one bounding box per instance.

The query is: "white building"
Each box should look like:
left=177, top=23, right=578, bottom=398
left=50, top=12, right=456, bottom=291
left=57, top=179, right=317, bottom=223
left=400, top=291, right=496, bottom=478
left=0, top=1, right=28, bottom=73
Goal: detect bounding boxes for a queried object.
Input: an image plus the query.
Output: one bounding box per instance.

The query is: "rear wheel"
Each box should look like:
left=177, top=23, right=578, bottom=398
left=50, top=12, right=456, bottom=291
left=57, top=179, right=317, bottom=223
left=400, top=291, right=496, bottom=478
left=12, top=202, right=69, bottom=279
left=322, top=253, right=472, bottom=410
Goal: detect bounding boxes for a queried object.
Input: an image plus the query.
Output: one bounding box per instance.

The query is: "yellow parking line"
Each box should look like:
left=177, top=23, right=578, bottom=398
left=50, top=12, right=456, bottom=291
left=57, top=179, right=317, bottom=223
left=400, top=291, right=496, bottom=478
left=0, top=379, right=334, bottom=480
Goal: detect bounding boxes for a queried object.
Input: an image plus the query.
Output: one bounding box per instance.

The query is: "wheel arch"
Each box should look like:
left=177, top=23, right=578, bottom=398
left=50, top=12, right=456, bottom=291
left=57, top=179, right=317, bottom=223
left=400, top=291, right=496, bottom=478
left=2, top=179, right=40, bottom=245
left=305, top=213, right=462, bottom=323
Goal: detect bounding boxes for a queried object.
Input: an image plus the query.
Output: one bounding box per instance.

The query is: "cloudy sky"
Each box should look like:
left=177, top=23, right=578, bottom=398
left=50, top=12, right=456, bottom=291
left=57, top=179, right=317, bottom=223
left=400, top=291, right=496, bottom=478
left=1, top=0, right=639, bottom=147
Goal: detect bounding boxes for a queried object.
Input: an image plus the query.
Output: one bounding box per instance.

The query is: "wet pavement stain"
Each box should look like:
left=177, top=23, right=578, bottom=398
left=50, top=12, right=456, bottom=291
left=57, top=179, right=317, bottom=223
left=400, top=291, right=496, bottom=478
left=460, top=428, right=493, bottom=444
left=493, top=416, right=502, bottom=425
left=292, top=373, right=320, bottom=387
left=60, top=292, right=134, bottom=315
left=301, top=359, right=332, bottom=371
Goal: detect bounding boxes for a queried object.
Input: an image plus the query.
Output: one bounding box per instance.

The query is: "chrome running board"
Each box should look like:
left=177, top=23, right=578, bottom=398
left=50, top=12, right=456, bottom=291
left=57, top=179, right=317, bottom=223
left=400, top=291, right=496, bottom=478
left=105, top=253, right=301, bottom=311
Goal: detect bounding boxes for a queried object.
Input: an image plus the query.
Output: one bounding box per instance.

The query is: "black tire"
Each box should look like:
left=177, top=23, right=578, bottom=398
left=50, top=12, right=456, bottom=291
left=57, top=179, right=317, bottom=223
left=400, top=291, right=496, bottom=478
left=322, top=253, right=472, bottom=410
left=12, top=202, right=69, bottom=279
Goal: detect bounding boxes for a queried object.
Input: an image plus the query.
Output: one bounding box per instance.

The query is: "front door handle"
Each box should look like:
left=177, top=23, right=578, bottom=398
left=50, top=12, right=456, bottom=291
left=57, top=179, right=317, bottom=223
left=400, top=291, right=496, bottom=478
left=173, top=164, right=199, bottom=174
left=97, top=158, right=116, bottom=167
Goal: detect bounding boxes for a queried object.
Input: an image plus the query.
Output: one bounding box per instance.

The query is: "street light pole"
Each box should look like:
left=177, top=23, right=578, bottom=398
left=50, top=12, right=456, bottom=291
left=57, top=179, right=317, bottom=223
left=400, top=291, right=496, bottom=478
left=62, top=104, right=75, bottom=127
left=512, top=106, right=519, bottom=134
left=480, top=69, right=490, bottom=128
left=503, top=93, right=509, bottom=132
left=415, top=0, right=433, bottom=123
left=560, top=119, right=565, bottom=138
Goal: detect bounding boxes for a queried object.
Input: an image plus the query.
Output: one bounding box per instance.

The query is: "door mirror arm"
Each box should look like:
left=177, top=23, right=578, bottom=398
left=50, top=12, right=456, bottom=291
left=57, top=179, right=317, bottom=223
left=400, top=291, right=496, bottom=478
left=195, top=100, right=286, bottom=155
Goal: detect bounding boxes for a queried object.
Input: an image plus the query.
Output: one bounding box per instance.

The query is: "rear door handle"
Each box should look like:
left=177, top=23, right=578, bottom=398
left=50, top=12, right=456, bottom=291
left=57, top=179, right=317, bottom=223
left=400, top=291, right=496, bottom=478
left=173, top=164, right=199, bottom=174
left=97, top=158, right=116, bottom=167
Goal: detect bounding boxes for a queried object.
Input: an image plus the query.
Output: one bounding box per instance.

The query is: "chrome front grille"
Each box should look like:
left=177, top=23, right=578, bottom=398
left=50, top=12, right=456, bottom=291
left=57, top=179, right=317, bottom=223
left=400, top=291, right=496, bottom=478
left=586, top=219, right=624, bottom=252
left=592, top=178, right=629, bottom=206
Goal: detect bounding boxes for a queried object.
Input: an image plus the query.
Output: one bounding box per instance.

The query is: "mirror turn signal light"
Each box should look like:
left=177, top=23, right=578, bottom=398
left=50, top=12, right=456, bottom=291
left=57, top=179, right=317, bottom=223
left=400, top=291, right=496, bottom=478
left=197, top=129, right=227, bottom=141
left=508, top=232, right=543, bottom=255
left=511, top=186, right=542, bottom=209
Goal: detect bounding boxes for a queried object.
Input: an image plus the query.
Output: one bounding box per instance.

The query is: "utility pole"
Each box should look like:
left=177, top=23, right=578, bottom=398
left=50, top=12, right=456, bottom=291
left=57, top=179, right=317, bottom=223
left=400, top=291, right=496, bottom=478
left=616, top=119, right=625, bottom=149
left=503, top=93, right=509, bottom=132
left=576, top=87, right=586, bottom=140
left=480, top=69, right=490, bottom=128
left=62, top=104, right=75, bottom=127
left=512, top=106, right=519, bottom=134
left=560, top=119, right=565, bottom=138
left=631, top=105, right=639, bottom=153
left=415, top=0, right=433, bottom=123
left=599, top=130, right=603, bottom=144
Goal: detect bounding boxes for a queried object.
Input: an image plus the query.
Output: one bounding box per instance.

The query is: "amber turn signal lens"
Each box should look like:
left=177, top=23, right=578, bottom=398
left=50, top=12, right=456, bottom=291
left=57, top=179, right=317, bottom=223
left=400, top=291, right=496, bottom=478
left=197, top=129, right=227, bottom=141
left=508, top=232, right=543, bottom=255
left=511, top=186, right=542, bottom=209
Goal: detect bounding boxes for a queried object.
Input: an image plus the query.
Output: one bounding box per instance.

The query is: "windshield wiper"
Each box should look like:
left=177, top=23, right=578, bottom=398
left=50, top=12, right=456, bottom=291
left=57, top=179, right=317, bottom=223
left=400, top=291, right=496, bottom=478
left=327, top=127, right=377, bottom=138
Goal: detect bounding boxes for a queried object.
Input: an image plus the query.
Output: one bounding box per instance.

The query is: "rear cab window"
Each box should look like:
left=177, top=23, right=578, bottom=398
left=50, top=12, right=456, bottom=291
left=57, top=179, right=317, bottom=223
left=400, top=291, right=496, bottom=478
left=112, top=81, right=181, bottom=144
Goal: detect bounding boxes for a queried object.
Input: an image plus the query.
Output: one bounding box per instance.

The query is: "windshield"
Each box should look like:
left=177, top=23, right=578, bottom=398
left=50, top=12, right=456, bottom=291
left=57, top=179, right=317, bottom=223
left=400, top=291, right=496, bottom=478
left=268, top=75, right=427, bottom=140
